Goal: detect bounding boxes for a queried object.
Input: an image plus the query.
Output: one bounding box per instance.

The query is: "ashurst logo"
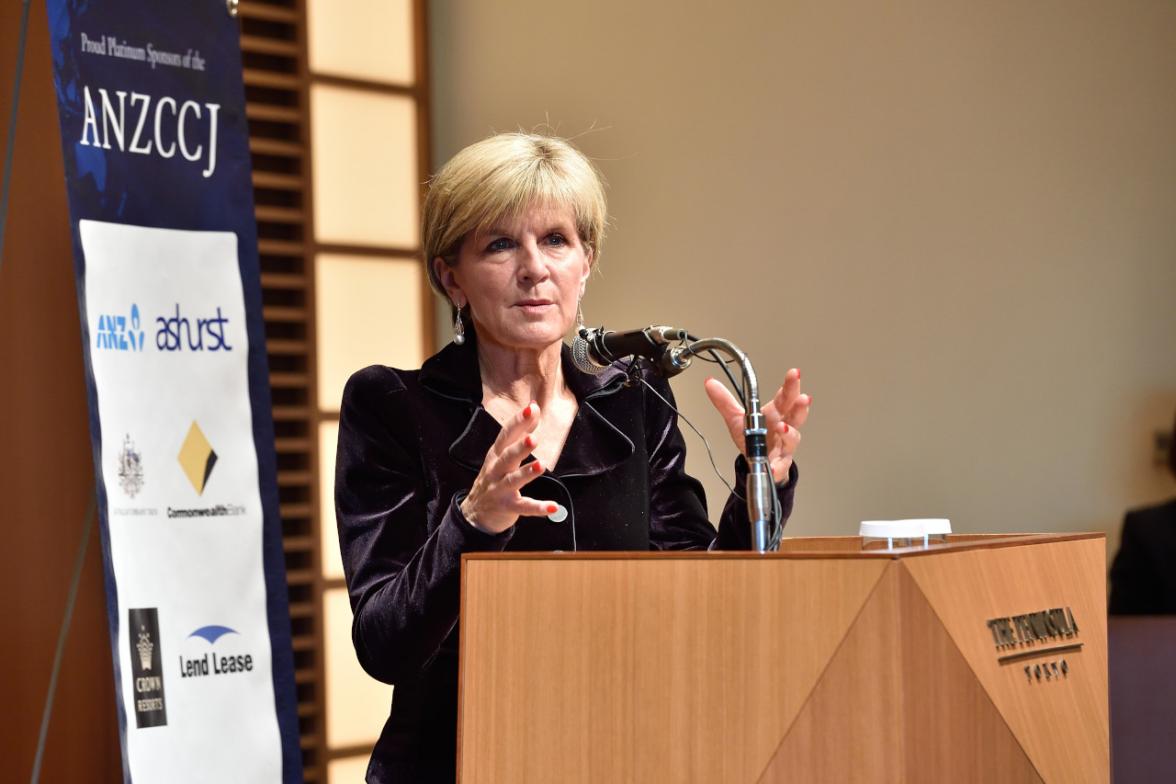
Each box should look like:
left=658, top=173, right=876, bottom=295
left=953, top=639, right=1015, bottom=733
left=179, top=624, right=256, bottom=680
left=117, top=433, right=144, bottom=498
left=177, top=421, right=218, bottom=495
left=127, top=608, right=167, bottom=728
left=94, top=304, right=145, bottom=352
left=154, top=303, right=233, bottom=352
left=78, top=84, right=220, bottom=178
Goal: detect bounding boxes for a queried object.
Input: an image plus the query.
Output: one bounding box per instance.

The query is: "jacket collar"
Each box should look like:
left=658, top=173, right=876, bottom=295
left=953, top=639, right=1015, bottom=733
left=419, top=325, right=635, bottom=477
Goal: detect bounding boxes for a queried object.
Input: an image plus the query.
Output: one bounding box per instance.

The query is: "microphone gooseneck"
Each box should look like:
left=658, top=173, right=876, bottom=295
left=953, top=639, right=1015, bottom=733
left=679, top=336, right=775, bottom=553
left=573, top=324, right=782, bottom=552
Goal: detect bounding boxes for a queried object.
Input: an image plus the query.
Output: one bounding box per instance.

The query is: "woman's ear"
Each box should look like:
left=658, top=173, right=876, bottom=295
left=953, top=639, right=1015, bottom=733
left=433, top=257, right=464, bottom=308
left=580, top=247, right=593, bottom=291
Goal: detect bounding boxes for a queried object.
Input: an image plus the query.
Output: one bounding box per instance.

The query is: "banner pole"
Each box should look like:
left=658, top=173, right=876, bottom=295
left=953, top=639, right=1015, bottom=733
left=0, top=0, right=32, bottom=271
left=29, top=485, right=98, bottom=784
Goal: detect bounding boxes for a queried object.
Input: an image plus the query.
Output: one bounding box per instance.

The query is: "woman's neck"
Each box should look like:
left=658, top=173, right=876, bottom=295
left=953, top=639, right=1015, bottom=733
left=476, top=337, right=567, bottom=410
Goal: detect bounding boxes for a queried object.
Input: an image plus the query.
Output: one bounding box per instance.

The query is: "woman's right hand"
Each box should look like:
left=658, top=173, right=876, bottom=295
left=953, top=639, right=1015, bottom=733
left=460, top=402, right=557, bottom=534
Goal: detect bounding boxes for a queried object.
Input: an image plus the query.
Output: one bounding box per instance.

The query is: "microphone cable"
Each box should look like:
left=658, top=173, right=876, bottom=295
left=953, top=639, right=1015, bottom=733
left=635, top=371, right=737, bottom=499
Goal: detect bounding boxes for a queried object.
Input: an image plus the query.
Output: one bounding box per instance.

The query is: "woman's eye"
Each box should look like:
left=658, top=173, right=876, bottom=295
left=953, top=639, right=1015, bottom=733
left=485, top=237, right=514, bottom=253
left=545, top=233, right=568, bottom=246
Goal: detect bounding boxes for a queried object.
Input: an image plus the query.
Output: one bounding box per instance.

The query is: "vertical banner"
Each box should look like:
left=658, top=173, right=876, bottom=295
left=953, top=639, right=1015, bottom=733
left=44, top=2, right=300, bottom=781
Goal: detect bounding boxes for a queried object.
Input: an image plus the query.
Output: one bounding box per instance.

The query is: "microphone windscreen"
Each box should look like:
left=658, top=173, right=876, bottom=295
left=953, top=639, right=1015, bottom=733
left=571, top=335, right=609, bottom=375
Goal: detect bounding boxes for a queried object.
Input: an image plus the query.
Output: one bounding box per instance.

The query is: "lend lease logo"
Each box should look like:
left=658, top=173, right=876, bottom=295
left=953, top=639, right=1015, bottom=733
left=179, top=624, right=256, bottom=679
left=94, top=304, right=145, bottom=351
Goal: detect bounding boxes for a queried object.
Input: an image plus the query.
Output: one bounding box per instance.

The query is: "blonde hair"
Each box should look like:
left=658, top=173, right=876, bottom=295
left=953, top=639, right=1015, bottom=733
left=422, top=132, right=607, bottom=298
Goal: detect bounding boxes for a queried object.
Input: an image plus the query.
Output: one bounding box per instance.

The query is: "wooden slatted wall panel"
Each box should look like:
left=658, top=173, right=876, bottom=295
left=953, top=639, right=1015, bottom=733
left=237, top=1, right=325, bottom=781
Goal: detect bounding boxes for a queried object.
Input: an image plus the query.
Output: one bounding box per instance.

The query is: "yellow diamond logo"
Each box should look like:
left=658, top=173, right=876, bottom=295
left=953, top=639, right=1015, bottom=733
left=177, top=421, right=218, bottom=495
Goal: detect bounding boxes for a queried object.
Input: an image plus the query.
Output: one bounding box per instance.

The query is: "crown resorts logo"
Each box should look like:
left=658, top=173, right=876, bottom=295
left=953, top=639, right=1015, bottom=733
left=117, top=433, right=144, bottom=498
left=137, top=625, right=154, bottom=670
left=177, top=421, right=217, bottom=495
left=127, top=608, right=167, bottom=728
left=95, top=304, right=145, bottom=352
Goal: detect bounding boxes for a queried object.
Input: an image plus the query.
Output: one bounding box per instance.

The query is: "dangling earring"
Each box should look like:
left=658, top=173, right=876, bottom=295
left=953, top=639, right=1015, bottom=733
left=453, top=306, right=466, bottom=345
left=576, top=299, right=585, bottom=331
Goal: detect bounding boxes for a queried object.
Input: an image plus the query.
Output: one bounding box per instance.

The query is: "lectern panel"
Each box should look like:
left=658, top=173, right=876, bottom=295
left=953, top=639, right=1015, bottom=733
left=902, top=538, right=1108, bottom=783
left=762, top=565, right=1041, bottom=783
left=458, top=556, right=888, bottom=784
left=761, top=564, right=906, bottom=782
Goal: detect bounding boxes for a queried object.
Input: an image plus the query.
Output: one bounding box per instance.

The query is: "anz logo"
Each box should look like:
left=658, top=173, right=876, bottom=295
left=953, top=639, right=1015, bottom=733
left=94, top=304, right=146, bottom=352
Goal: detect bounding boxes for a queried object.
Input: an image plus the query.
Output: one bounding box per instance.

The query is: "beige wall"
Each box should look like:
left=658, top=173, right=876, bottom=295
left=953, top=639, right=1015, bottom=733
left=428, top=1, right=1176, bottom=562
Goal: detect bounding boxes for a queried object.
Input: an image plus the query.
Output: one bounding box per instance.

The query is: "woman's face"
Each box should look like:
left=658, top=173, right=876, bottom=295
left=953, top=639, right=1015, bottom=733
left=437, top=203, right=591, bottom=352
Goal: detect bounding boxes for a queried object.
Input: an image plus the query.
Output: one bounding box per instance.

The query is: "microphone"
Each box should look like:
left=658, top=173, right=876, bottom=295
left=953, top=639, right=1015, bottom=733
left=571, top=325, right=691, bottom=376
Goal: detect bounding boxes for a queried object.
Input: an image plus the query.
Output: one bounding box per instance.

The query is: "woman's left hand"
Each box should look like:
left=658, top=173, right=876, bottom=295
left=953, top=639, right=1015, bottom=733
left=704, top=368, right=810, bottom=485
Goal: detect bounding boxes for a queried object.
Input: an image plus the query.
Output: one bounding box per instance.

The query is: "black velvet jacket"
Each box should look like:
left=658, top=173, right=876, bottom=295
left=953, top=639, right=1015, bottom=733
left=334, top=331, right=798, bottom=783
left=1108, top=498, right=1176, bottom=614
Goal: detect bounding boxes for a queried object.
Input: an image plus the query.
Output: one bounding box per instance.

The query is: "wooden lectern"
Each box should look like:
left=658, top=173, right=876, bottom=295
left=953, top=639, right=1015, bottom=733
left=457, top=534, right=1107, bottom=783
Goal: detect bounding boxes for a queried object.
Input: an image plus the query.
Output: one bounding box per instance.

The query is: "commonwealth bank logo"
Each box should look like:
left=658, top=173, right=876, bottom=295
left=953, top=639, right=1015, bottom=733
left=177, top=421, right=217, bottom=495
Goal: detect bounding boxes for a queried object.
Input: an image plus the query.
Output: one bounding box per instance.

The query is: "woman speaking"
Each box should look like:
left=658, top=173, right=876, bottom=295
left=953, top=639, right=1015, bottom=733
left=335, top=132, right=811, bottom=782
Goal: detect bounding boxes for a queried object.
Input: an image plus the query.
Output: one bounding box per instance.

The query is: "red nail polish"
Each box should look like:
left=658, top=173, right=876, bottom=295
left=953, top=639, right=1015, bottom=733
left=522, top=404, right=533, bottom=419
left=525, top=435, right=535, bottom=449
left=532, top=462, right=543, bottom=474
left=547, top=504, right=558, bottom=514
left=796, top=369, right=801, bottom=380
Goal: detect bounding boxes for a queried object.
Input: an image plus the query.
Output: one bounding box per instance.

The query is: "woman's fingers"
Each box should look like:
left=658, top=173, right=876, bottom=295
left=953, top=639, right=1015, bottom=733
left=492, top=401, right=541, bottom=455
left=772, top=420, right=802, bottom=453
left=704, top=377, right=745, bottom=418
left=463, top=453, right=548, bottom=532
left=463, top=402, right=546, bottom=533
left=786, top=394, right=812, bottom=428
left=705, top=369, right=810, bottom=483
left=511, top=496, right=560, bottom=518
left=486, top=402, right=542, bottom=472
left=502, top=459, right=545, bottom=490
left=765, top=369, right=801, bottom=424
left=704, top=377, right=746, bottom=448
left=770, top=454, right=795, bottom=484
left=768, top=420, right=802, bottom=483
left=496, top=432, right=538, bottom=471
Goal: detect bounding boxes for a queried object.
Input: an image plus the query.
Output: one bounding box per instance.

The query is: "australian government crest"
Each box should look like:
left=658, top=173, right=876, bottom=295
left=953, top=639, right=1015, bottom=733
left=117, top=433, right=144, bottom=498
